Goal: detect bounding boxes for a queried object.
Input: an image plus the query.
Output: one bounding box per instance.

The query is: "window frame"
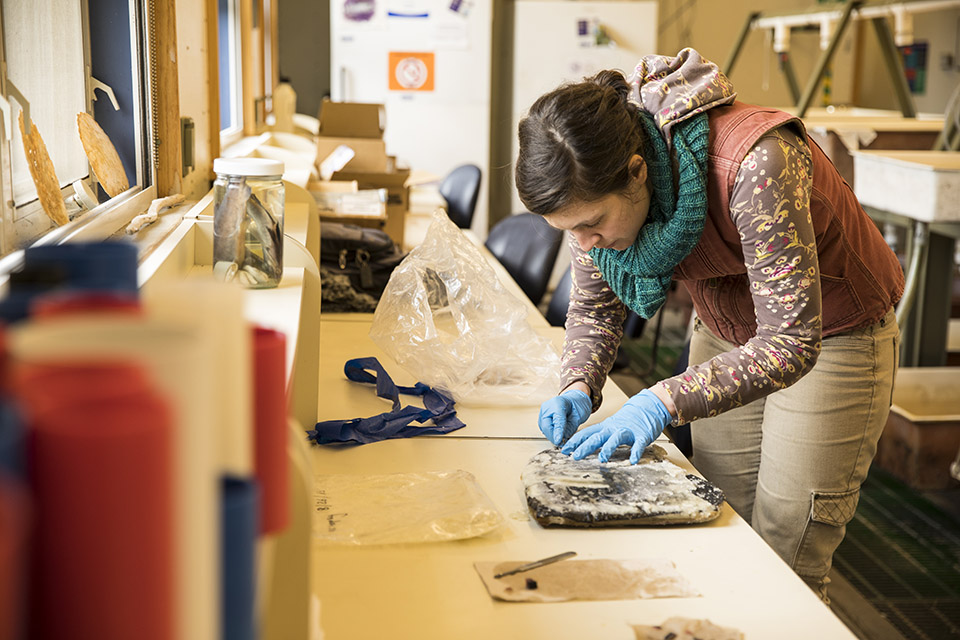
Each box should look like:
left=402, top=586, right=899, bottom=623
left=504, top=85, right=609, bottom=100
left=0, top=0, right=155, bottom=258
left=1, top=0, right=91, bottom=250
left=218, top=0, right=244, bottom=147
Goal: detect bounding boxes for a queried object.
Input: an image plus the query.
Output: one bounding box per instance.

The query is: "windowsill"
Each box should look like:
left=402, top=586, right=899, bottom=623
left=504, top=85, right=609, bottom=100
left=138, top=188, right=320, bottom=429
left=219, top=130, right=319, bottom=189
left=0, top=186, right=156, bottom=291
left=220, top=127, right=244, bottom=151
left=1, top=184, right=319, bottom=432
left=33, top=187, right=144, bottom=244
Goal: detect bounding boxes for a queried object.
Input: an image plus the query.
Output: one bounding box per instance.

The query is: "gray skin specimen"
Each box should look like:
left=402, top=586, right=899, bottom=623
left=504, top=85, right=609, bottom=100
left=522, top=446, right=724, bottom=527
left=214, top=179, right=283, bottom=284
left=245, top=192, right=283, bottom=278
left=214, top=178, right=250, bottom=266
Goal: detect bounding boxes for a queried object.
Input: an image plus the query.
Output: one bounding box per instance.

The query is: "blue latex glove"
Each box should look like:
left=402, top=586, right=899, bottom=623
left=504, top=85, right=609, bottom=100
left=561, top=389, right=672, bottom=464
left=538, top=389, right=592, bottom=445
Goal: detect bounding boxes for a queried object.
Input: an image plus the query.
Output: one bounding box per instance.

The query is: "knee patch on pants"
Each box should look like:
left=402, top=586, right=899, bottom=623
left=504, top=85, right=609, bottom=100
left=811, top=488, right=860, bottom=526
left=793, top=487, right=860, bottom=582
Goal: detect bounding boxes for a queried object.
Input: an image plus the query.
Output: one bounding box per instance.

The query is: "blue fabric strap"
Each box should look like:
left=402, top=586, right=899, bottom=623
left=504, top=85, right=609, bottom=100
left=306, top=357, right=466, bottom=445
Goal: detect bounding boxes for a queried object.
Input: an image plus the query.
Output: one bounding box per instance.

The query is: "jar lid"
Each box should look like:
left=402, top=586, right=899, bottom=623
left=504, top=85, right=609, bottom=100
left=213, top=157, right=284, bottom=176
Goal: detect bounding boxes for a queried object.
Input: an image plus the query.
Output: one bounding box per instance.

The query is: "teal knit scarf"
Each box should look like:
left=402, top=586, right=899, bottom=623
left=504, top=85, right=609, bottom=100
left=589, top=111, right=710, bottom=319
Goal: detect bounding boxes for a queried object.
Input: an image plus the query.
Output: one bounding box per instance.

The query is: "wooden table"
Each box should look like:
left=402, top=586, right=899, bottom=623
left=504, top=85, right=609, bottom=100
left=308, top=221, right=856, bottom=640
left=797, top=108, right=943, bottom=186
left=318, top=321, right=629, bottom=439
left=308, top=436, right=857, bottom=639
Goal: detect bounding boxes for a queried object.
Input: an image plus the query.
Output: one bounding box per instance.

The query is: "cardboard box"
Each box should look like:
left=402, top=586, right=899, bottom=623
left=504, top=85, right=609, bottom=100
left=316, top=137, right=388, bottom=173
left=311, top=180, right=389, bottom=231
left=316, top=99, right=388, bottom=173
left=875, top=367, right=960, bottom=490
left=314, top=100, right=410, bottom=246
left=317, top=100, right=384, bottom=138
left=332, top=166, right=410, bottom=247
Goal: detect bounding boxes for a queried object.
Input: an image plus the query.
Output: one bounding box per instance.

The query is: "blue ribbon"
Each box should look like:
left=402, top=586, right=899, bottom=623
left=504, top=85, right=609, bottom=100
left=307, top=357, right=465, bottom=445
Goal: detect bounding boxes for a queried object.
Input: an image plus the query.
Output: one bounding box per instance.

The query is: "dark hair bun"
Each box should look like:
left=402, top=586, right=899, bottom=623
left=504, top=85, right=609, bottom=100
left=516, top=71, right=647, bottom=214
left=589, top=70, right=630, bottom=103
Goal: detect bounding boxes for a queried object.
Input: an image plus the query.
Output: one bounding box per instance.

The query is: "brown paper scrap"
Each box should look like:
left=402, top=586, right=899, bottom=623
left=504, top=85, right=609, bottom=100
left=77, top=112, right=129, bottom=197
left=474, top=558, right=699, bottom=603
left=632, top=617, right=744, bottom=640
left=19, top=112, right=69, bottom=226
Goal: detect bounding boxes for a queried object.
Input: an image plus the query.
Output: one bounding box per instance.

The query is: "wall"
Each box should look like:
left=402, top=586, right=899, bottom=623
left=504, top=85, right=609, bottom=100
left=177, top=0, right=215, bottom=199
left=173, top=0, right=334, bottom=199
left=657, top=0, right=859, bottom=109
left=858, top=8, right=960, bottom=113
left=270, top=0, right=957, bottom=237
left=504, top=0, right=959, bottom=292
left=657, top=1, right=960, bottom=114
left=278, top=0, right=330, bottom=119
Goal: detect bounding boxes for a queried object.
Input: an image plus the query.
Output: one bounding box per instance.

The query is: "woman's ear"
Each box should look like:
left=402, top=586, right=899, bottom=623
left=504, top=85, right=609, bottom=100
left=628, top=154, right=647, bottom=186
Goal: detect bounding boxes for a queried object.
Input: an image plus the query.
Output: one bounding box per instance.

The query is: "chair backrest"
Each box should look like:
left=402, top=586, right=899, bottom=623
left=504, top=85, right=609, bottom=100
left=484, top=213, right=563, bottom=307
left=623, top=309, right=646, bottom=340
left=439, top=164, right=482, bottom=229
left=544, top=267, right=647, bottom=337
left=545, top=267, right=572, bottom=327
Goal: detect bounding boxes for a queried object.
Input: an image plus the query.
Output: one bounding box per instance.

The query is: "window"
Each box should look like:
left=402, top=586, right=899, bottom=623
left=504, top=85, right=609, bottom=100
left=0, top=0, right=152, bottom=256
left=219, top=0, right=243, bottom=139
left=219, top=0, right=278, bottom=143
left=88, top=0, right=148, bottom=194
left=4, top=1, right=87, bottom=206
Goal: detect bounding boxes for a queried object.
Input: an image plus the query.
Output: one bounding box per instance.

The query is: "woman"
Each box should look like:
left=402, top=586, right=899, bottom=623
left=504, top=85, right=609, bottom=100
left=517, top=49, right=903, bottom=599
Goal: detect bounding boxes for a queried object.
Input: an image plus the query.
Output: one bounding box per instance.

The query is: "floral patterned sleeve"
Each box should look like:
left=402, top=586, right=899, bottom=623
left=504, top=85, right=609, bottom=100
left=659, top=125, right=822, bottom=424
left=560, top=234, right=627, bottom=411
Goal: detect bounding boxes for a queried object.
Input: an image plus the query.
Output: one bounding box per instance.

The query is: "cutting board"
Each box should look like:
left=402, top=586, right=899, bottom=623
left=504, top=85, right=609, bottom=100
left=522, top=446, right=724, bottom=527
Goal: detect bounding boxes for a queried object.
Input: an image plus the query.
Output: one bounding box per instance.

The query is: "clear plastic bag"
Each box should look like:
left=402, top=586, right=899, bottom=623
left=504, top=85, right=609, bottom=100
left=369, top=211, right=560, bottom=406
left=312, top=469, right=504, bottom=545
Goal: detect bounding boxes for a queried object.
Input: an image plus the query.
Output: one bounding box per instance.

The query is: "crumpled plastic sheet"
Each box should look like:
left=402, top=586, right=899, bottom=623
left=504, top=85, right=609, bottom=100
left=369, top=210, right=560, bottom=406
left=313, top=469, right=504, bottom=545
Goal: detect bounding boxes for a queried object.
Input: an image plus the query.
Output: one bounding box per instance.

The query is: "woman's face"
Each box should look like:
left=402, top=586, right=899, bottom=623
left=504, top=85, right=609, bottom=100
left=542, top=154, right=650, bottom=252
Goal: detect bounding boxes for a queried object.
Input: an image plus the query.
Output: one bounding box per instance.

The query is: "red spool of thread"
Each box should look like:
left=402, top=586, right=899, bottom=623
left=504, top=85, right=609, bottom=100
left=30, top=291, right=141, bottom=320
left=0, top=325, right=9, bottom=394
left=13, top=360, right=153, bottom=416
left=253, top=327, right=289, bottom=534
left=18, top=361, right=174, bottom=640
left=0, top=476, right=29, bottom=640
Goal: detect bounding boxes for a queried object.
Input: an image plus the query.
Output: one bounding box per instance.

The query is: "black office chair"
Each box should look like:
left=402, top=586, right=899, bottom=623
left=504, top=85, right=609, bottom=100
left=485, top=213, right=563, bottom=307
left=546, top=262, right=647, bottom=370
left=546, top=266, right=646, bottom=336
left=439, top=164, right=482, bottom=229
left=545, top=267, right=573, bottom=327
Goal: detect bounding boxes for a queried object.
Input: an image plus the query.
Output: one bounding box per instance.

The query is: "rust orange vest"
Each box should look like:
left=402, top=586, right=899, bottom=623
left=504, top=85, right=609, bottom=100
left=674, top=101, right=905, bottom=345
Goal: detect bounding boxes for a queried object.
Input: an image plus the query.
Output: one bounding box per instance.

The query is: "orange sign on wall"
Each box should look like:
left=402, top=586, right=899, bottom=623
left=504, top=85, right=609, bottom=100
left=388, top=52, right=435, bottom=92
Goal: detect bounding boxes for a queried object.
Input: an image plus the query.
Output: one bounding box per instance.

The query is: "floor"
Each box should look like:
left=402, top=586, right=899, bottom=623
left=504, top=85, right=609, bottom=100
left=606, top=303, right=960, bottom=640
left=831, top=470, right=960, bottom=639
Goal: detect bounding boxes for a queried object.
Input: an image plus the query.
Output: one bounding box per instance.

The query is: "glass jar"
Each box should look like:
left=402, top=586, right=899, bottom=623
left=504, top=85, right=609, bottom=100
left=212, top=157, right=285, bottom=288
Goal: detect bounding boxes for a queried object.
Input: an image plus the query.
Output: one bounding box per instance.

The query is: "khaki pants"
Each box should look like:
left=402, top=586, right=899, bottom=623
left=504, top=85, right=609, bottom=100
left=688, top=308, right=899, bottom=600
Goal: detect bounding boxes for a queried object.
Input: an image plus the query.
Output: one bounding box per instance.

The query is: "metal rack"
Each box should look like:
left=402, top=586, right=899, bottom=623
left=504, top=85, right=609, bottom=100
left=723, top=0, right=960, bottom=118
